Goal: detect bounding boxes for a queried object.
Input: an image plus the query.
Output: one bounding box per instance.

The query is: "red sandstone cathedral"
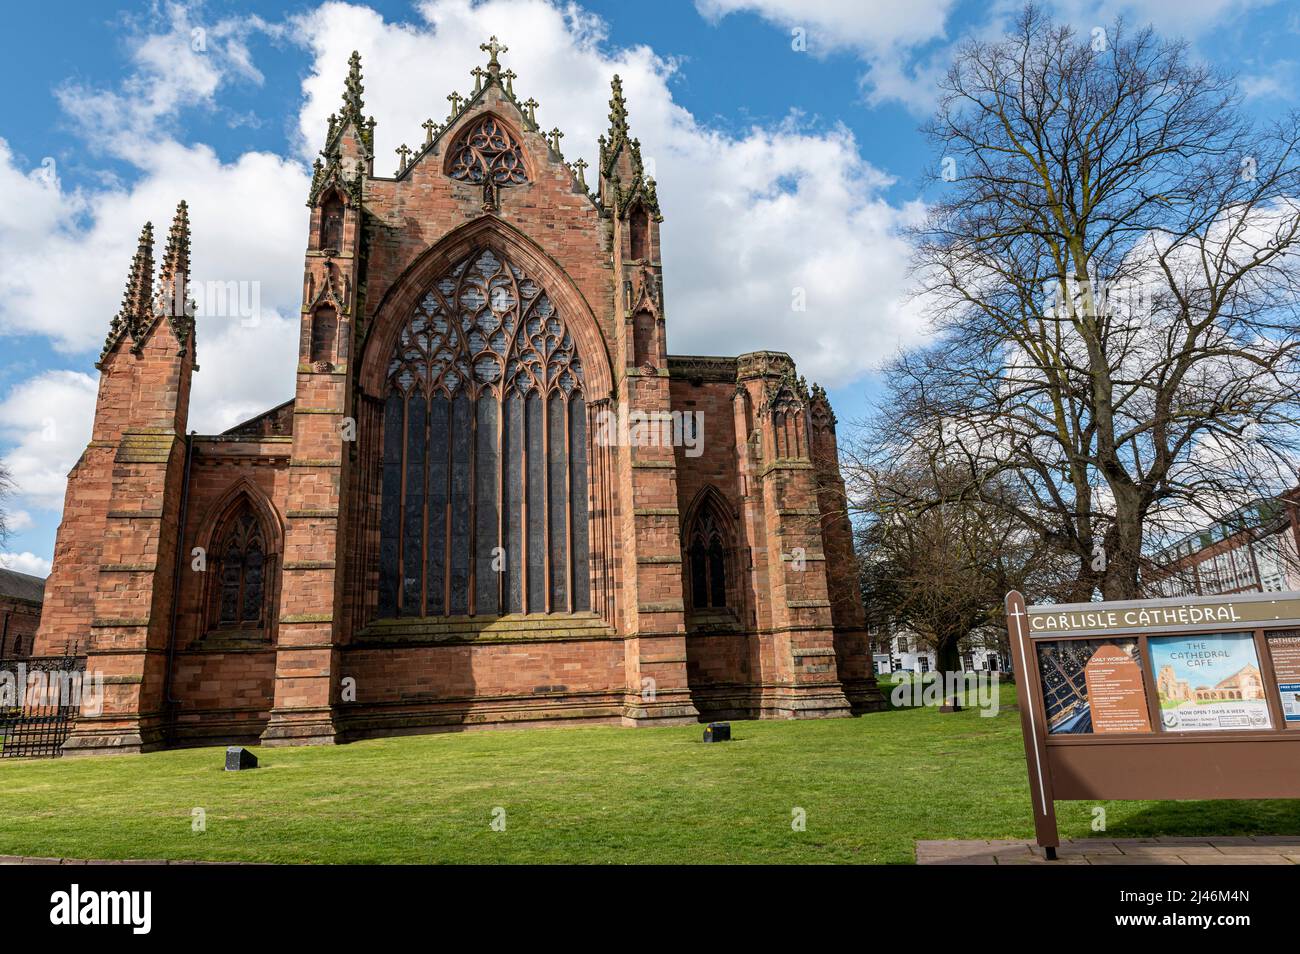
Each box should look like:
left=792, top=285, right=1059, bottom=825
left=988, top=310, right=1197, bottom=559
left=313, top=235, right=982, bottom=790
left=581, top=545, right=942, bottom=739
left=33, top=40, right=882, bottom=754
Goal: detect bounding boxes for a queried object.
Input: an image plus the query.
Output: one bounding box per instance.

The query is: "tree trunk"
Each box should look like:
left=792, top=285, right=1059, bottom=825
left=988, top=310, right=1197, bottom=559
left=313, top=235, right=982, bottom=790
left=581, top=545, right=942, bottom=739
left=935, top=638, right=962, bottom=676
left=1100, top=491, right=1144, bottom=600
left=934, top=637, right=963, bottom=711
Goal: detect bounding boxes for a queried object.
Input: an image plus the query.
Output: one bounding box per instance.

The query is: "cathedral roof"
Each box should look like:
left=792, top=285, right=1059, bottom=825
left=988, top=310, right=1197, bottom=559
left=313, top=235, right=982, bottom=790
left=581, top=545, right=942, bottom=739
left=221, top=398, right=295, bottom=437
left=0, top=566, right=45, bottom=604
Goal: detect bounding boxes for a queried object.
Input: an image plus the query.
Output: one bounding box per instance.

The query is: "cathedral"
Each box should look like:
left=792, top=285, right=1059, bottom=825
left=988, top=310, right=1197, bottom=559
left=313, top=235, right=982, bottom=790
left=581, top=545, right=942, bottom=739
left=33, top=40, right=883, bottom=753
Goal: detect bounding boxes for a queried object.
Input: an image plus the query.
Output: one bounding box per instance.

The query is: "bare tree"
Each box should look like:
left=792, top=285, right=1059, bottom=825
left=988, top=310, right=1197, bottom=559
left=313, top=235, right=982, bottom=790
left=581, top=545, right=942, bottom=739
left=896, top=3, right=1300, bottom=600
left=0, top=459, right=11, bottom=547
left=857, top=457, right=1073, bottom=676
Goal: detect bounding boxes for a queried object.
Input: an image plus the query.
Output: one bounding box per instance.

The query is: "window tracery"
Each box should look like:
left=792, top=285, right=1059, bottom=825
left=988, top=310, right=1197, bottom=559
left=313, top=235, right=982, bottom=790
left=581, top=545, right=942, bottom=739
left=447, top=116, right=529, bottom=186
left=379, top=247, right=589, bottom=618
left=210, top=506, right=271, bottom=629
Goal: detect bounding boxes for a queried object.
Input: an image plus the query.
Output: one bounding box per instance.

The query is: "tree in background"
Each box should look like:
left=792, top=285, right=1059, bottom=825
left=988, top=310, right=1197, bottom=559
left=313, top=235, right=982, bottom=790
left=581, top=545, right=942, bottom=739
left=896, top=3, right=1300, bottom=600
left=853, top=449, right=1073, bottom=679
left=0, top=460, right=11, bottom=548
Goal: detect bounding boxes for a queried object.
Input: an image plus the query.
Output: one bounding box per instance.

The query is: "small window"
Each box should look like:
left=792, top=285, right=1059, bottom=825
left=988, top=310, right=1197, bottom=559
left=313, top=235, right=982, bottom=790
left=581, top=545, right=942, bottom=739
left=210, top=507, right=272, bottom=630
left=685, top=492, right=732, bottom=612
left=320, top=194, right=344, bottom=250
left=310, top=306, right=338, bottom=364
left=629, top=206, right=649, bottom=261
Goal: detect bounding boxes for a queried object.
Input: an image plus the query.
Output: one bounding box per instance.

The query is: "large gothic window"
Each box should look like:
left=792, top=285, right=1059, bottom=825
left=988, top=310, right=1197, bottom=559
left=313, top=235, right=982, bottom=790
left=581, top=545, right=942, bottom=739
left=447, top=116, right=528, bottom=186
left=209, top=504, right=273, bottom=630
left=379, top=247, right=590, bottom=618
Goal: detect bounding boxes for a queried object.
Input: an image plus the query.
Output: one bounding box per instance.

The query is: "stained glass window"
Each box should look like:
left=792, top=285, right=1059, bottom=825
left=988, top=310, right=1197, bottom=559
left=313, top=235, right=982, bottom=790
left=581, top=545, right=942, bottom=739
left=686, top=495, right=731, bottom=611
left=379, top=247, right=588, bottom=617
left=211, top=508, right=270, bottom=629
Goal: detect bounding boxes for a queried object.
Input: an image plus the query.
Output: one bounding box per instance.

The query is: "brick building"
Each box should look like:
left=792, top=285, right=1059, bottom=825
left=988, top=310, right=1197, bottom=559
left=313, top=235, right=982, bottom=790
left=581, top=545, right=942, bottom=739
left=33, top=42, right=883, bottom=754
left=0, top=567, right=44, bottom=658
left=1148, top=490, right=1300, bottom=597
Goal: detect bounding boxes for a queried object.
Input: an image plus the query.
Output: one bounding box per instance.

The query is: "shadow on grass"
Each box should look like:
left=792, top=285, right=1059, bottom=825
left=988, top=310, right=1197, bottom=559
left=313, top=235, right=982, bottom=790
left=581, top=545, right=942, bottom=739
left=1056, top=798, right=1300, bottom=841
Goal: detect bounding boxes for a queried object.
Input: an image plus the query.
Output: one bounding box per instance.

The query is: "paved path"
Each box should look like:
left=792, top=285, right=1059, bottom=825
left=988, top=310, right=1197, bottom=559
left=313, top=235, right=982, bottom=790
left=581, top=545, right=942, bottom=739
left=917, top=836, right=1300, bottom=864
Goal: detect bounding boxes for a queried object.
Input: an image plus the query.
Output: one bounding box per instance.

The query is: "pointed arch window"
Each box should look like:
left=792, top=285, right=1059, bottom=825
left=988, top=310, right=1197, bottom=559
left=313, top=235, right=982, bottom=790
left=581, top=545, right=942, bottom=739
left=319, top=192, right=344, bottom=251
left=447, top=116, right=529, bottom=186
left=378, top=247, right=589, bottom=618
left=685, top=492, right=733, bottom=611
left=209, top=504, right=274, bottom=630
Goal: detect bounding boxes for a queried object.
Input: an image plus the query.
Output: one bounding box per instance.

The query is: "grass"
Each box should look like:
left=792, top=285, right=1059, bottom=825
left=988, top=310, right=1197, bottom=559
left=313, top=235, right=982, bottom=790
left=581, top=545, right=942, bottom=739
left=0, top=684, right=1296, bottom=863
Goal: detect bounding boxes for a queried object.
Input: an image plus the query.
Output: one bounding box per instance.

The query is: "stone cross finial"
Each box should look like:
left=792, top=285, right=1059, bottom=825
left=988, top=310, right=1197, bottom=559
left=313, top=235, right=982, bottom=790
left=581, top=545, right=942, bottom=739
left=396, top=143, right=412, bottom=172
left=573, top=157, right=588, bottom=188
left=471, top=66, right=486, bottom=94
left=522, top=98, right=538, bottom=127
left=501, top=69, right=516, bottom=97
left=422, top=118, right=436, bottom=145
left=549, top=128, right=564, bottom=154
left=480, top=35, right=508, bottom=72
left=447, top=91, right=463, bottom=118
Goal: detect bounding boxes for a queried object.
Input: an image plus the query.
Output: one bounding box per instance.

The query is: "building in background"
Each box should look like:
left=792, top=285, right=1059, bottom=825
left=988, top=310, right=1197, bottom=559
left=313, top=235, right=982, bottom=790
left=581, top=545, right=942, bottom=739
left=1149, top=490, right=1300, bottom=597
left=0, top=567, right=45, bottom=658
left=867, top=620, right=1002, bottom=675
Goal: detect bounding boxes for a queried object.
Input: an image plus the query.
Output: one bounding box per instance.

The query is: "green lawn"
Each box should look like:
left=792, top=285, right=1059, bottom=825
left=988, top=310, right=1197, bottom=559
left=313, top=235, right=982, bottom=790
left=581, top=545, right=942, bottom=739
left=0, top=685, right=1296, bottom=863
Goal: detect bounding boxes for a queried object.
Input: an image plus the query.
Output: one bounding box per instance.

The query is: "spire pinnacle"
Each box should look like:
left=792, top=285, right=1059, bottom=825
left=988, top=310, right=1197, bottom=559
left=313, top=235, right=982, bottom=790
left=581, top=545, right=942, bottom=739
left=342, top=50, right=365, bottom=120
left=607, top=74, right=629, bottom=142
left=160, top=200, right=190, bottom=295
left=100, top=221, right=155, bottom=365
left=599, top=74, right=660, bottom=220
left=158, top=200, right=195, bottom=357
left=327, top=50, right=373, bottom=155
left=126, top=221, right=155, bottom=322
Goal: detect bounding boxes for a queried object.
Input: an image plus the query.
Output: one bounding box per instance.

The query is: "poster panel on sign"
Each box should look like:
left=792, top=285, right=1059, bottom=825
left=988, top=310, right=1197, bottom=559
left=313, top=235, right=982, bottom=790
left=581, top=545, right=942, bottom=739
left=1147, top=633, right=1271, bottom=732
left=1265, top=630, right=1300, bottom=727
left=1037, top=639, right=1149, bottom=734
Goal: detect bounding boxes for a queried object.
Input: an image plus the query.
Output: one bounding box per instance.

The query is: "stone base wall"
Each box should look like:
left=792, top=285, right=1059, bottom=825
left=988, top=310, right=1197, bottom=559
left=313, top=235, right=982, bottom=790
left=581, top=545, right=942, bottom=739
left=58, top=620, right=875, bottom=750
left=168, top=647, right=277, bottom=744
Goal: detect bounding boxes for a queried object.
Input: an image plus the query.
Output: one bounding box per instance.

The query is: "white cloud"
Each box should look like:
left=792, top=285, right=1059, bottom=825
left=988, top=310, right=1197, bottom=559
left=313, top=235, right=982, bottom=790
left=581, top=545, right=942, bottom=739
left=0, top=139, right=309, bottom=356
left=1048, top=0, right=1278, bottom=36
left=1241, top=59, right=1298, bottom=101
left=56, top=1, right=268, bottom=164
left=0, top=552, right=52, bottom=577
left=0, top=370, right=96, bottom=511
left=696, top=0, right=956, bottom=111
left=695, top=0, right=955, bottom=54
left=696, top=0, right=1281, bottom=112
left=5, top=510, right=34, bottom=533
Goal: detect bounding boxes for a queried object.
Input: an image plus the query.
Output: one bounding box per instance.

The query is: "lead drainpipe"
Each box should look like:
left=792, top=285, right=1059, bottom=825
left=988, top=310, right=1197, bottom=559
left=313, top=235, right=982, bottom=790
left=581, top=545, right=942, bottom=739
left=163, top=430, right=196, bottom=723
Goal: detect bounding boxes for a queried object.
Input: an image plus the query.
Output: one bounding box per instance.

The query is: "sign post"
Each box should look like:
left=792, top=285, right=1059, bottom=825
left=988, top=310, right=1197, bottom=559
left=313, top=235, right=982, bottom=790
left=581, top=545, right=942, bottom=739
left=1006, top=589, right=1300, bottom=859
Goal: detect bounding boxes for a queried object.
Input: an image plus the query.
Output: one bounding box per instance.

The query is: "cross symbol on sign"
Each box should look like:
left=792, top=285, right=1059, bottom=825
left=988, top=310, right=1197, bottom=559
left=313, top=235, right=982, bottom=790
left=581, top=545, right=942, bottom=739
left=1007, top=604, right=1026, bottom=634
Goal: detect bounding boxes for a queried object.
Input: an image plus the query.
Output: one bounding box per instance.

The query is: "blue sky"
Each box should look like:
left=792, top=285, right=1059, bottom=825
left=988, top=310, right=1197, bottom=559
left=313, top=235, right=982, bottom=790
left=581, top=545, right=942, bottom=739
left=1, top=0, right=1298, bottom=574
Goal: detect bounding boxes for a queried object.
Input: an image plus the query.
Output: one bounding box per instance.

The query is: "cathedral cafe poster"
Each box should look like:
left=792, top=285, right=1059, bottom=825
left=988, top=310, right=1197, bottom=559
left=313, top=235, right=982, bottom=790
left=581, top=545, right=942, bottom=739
left=1148, top=633, right=1272, bottom=731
